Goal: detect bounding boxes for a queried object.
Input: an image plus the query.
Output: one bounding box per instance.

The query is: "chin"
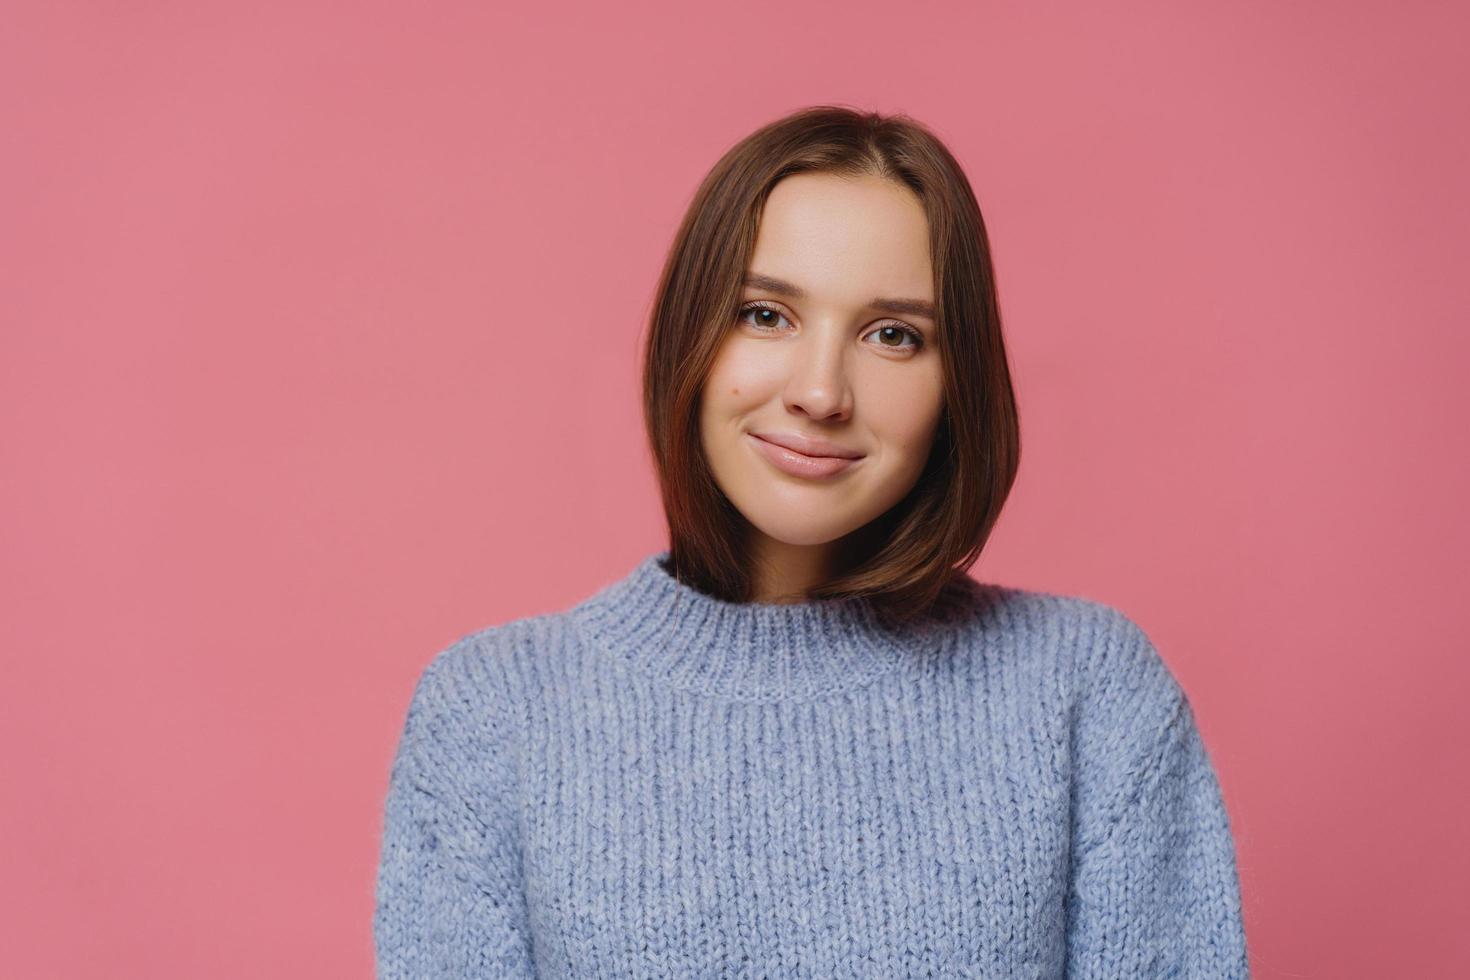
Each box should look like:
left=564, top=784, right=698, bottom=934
left=742, top=511, right=859, bottom=548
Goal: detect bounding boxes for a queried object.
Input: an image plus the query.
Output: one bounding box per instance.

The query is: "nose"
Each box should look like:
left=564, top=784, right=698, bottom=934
left=781, top=324, right=853, bottom=422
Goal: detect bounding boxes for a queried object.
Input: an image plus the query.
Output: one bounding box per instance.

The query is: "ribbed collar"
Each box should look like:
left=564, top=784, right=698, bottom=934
left=570, top=550, right=983, bottom=702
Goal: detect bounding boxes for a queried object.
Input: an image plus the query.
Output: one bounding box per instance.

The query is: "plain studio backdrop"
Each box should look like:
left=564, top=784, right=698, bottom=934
left=2, top=1, right=1466, bottom=977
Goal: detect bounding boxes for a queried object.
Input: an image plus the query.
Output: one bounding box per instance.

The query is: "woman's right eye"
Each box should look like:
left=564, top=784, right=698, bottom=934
left=736, top=302, right=790, bottom=332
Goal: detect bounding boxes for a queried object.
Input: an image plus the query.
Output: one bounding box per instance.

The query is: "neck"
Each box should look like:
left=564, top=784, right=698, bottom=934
left=571, top=550, right=985, bottom=703
left=746, top=535, right=838, bottom=603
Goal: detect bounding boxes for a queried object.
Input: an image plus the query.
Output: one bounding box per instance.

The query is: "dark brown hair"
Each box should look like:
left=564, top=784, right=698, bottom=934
left=642, top=104, right=1020, bottom=624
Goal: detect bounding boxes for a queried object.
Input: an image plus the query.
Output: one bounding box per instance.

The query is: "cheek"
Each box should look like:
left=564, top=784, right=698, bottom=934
left=698, top=352, right=747, bottom=442
left=868, top=366, right=946, bottom=450
left=702, top=340, right=778, bottom=413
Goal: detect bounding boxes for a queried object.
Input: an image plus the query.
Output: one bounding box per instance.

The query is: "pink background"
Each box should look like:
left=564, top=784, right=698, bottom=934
left=3, top=2, right=1466, bottom=976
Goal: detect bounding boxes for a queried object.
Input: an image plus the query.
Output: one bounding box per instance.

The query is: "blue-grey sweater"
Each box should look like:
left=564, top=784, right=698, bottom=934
left=373, top=551, right=1249, bottom=977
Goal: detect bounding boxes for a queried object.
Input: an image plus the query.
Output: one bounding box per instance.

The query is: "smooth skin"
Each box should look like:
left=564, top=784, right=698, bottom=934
left=699, top=172, right=946, bottom=603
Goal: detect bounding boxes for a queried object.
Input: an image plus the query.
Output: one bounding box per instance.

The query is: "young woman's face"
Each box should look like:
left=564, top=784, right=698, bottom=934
left=699, top=171, right=946, bottom=554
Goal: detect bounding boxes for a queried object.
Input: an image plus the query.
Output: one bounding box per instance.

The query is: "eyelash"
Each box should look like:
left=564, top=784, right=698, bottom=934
left=735, top=301, right=926, bottom=352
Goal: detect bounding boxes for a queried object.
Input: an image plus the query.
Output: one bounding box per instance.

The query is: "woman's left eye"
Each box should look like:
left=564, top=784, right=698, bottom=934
left=863, top=323, right=925, bottom=351
left=736, top=303, right=924, bottom=352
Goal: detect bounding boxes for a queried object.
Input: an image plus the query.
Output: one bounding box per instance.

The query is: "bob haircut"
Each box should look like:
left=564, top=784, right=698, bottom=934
left=642, top=104, right=1020, bottom=625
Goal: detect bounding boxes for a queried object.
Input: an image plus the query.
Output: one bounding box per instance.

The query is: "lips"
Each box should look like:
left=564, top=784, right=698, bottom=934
left=747, top=432, right=864, bottom=479
left=748, top=431, right=865, bottom=460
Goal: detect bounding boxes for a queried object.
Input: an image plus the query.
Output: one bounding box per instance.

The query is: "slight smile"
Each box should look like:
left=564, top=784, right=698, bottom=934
left=747, top=432, right=865, bottom=480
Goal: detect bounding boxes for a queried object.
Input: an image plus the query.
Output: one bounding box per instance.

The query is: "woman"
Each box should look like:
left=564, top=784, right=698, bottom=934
left=374, top=105, right=1250, bottom=978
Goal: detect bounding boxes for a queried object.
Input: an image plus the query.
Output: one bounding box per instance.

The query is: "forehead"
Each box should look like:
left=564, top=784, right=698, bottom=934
left=748, top=173, right=934, bottom=304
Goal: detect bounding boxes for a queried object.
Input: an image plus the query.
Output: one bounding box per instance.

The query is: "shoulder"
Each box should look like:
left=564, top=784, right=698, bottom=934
left=1049, top=590, right=1186, bottom=721
left=397, top=613, right=556, bottom=754
left=995, top=588, right=1200, bottom=828
left=405, top=604, right=591, bottom=738
left=421, top=604, right=576, bottom=692
left=952, top=578, right=1186, bottom=711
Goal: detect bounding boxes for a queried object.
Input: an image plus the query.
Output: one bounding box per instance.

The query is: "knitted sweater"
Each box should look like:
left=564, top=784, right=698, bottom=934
left=373, top=551, right=1249, bottom=978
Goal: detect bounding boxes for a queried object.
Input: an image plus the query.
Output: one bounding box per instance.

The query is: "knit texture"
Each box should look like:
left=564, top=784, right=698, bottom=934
left=374, top=551, right=1249, bottom=978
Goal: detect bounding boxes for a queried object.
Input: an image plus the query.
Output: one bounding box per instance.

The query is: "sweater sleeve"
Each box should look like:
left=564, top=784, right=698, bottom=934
left=373, top=640, right=537, bottom=978
left=1064, top=609, right=1250, bottom=979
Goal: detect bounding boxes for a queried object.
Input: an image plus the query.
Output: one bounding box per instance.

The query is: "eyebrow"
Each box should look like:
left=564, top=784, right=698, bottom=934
left=742, top=272, right=936, bottom=320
